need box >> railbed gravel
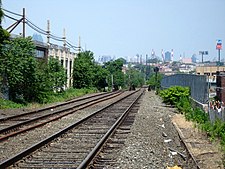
[0,91,130,163]
[112,91,191,169]
[1,90,197,169]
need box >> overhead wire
[3,8,82,51]
[2,8,23,17]
[3,14,20,21]
[26,22,48,36]
[25,18,47,34]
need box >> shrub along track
[0,91,122,141]
[0,89,143,168]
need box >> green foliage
[200,120,225,144]
[160,86,225,156]
[185,107,209,124]
[73,51,95,88]
[147,73,163,89]
[38,88,97,104]
[47,57,67,91]
[92,65,108,91]
[0,98,23,109]
[73,51,107,90]
[0,88,97,108]
[159,86,189,105]
[0,36,67,104]
[176,96,192,114]
[0,1,10,39]
[34,57,67,103]
[125,64,145,88]
[1,37,37,103]
[104,59,125,88]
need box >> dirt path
[172,114,224,168]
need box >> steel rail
[0,90,139,168]
[0,91,119,122]
[0,91,123,141]
[174,123,201,169]
[77,89,144,169]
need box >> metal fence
[209,108,225,122]
[161,74,225,122]
[161,74,208,104]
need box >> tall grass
[0,88,98,109]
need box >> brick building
[216,71,225,102]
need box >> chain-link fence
[161,74,208,104]
[209,108,225,122]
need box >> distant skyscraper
[165,51,171,62]
[161,49,164,62]
[191,54,197,63]
[99,55,112,63]
[151,49,155,58]
[171,49,174,62]
[32,33,43,42]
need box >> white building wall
[48,44,77,88]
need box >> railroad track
[0,91,123,141]
[0,89,143,168]
[86,100,200,169]
[86,94,142,168]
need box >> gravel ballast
[0,90,224,168]
[113,91,223,169]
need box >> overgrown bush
[160,86,225,157]
[176,96,192,114]
[188,108,209,124]
[160,86,189,105]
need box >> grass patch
[0,88,98,109]
[0,99,24,109]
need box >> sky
[1,0,225,61]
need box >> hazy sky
[2,0,225,61]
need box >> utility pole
[78,36,81,53]
[146,54,148,81]
[47,20,50,46]
[199,51,208,63]
[63,28,66,48]
[22,8,25,37]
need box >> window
[35,49,44,58]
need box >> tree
[72,51,109,90]
[73,51,96,89]
[47,57,67,92]
[0,0,10,51]
[104,58,125,88]
[1,37,37,103]
[34,57,67,103]
[92,64,109,91]
[117,57,127,64]
[125,64,145,88]
[0,1,10,97]
[147,73,163,89]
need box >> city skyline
[1,0,225,61]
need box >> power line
[26,22,48,36]
[3,14,20,21]
[4,8,82,51]
[26,18,47,34]
[2,8,23,17]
